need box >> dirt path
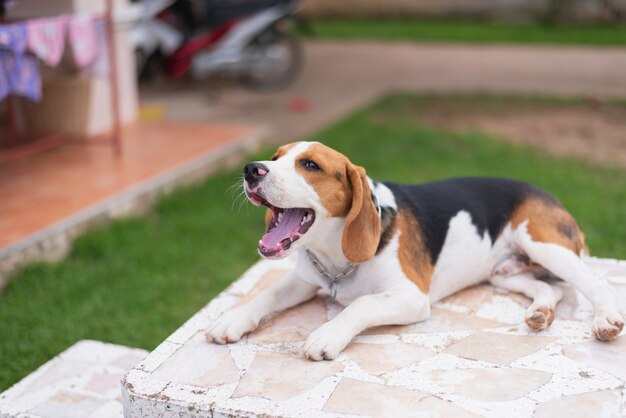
[414,100,626,169]
[142,41,626,166]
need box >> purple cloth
[0,23,41,102]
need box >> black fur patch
[383,178,557,263]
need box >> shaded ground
[377,96,626,169]
[429,107,626,169]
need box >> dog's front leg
[206,272,318,344]
[304,287,430,360]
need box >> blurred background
[0,0,625,399]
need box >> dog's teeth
[278,212,283,223]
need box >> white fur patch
[429,211,493,303]
[373,181,397,210]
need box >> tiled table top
[0,341,148,418]
[123,256,626,418]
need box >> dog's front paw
[205,308,258,344]
[303,322,352,361]
[594,309,624,341]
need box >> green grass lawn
[305,19,626,45]
[1,94,626,391]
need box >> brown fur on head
[288,142,381,262]
[248,141,381,261]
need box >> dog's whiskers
[234,191,249,212]
[227,177,249,212]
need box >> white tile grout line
[0,124,271,263]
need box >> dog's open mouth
[247,192,315,257]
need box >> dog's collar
[305,249,357,299]
[305,190,379,299]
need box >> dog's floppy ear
[342,163,381,263]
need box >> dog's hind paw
[593,310,624,342]
[524,305,555,331]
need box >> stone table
[122,256,626,418]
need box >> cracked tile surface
[534,390,622,418]
[344,342,434,375]
[444,331,557,365]
[121,255,626,417]
[150,332,240,388]
[323,378,479,418]
[563,336,626,381]
[247,297,329,344]
[232,351,343,401]
[427,367,552,402]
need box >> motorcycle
[125,0,183,77]
[129,0,305,91]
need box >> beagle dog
[206,141,624,360]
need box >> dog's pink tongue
[261,208,305,249]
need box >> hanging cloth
[67,14,97,68]
[26,16,67,67]
[0,23,41,101]
[26,14,98,69]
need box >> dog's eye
[271,154,279,161]
[301,159,321,171]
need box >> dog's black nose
[244,162,269,185]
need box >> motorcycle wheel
[240,29,303,91]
